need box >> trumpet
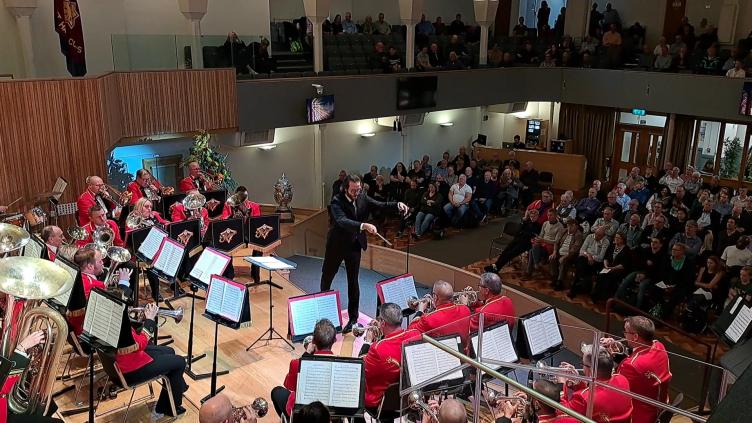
[407,294,435,312]
[128,306,184,324]
[599,337,629,356]
[535,362,584,382]
[451,286,479,305]
[485,389,528,408]
[302,335,314,352]
[352,320,383,341]
[231,397,269,422]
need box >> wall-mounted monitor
[397,76,438,110]
[306,95,335,124]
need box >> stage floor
[53,256,367,422]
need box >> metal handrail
[421,334,597,423]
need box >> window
[693,120,750,182]
[720,124,747,179]
[618,112,667,127]
[694,120,722,174]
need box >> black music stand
[129,226,154,306]
[161,193,187,218]
[201,189,227,220]
[203,218,245,253]
[244,255,296,350]
[165,219,204,303]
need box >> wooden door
[612,126,665,185]
[663,0,686,38]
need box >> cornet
[407,390,437,422]
[128,306,184,324]
[485,389,528,408]
[352,320,383,341]
[451,287,479,305]
[231,397,269,422]
[407,294,435,312]
[535,362,584,382]
[600,337,629,356]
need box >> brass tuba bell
[0,223,30,255]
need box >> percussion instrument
[2,213,25,227]
[23,207,47,226]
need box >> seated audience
[576,187,601,223]
[669,220,702,261]
[471,170,496,222]
[726,59,747,78]
[591,206,619,239]
[569,226,610,298]
[550,218,584,290]
[485,209,541,273]
[618,213,643,249]
[497,168,522,216]
[414,183,443,238]
[616,237,666,309]
[527,190,555,224]
[527,209,565,277]
[555,192,576,221]
[428,43,445,67]
[373,13,391,35]
[443,174,472,226]
[598,192,625,223]
[592,232,631,302]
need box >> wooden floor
[52,251,362,423]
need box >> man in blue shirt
[342,12,357,34]
[629,179,651,207]
[416,14,435,36]
[615,183,630,212]
[576,188,601,223]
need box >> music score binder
[204,218,244,253]
[22,234,44,259]
[204,275,251,329]
[81,289,131,350]
[288,291,343,342]
[168,219,202,257]
[516,307,563,360]
[403,335,464,387]
[201,189,227,219]
[294,356,365,417]
[376,273,419,311]
[470,322,518,371]
[713,296,752,346]
[189,247,231,290]
[149,237,186,281]
[135,226,168,261]
[50,256,81,309]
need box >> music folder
[204,218,244,253]
[713,296,752,346]
[22,234,44,259]
[403,335,464,388]
[134,226,167,261]
[516,307,563,360]
[149,237,185,281]
[204,274,251,329]
[376,273,419,311]
[48,256,82,311]
[470,322,518,371]
[288,291,343,342]
[247,215,281,249]
[294,356,365,417]
[81,288,133,351]
[201,189,227,219]
[189,247,231,290]
[168,219,201,255]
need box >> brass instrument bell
[0,256,74,300]
[66,225,88,242]
[0,223,30,254]
[182,193,207,210]
[407,294,435,312]
[128,306,184,324]
[352,320,383,340]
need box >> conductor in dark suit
[321,174,408,333]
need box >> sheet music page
[53,258,77,306]
[154,239,183,277]
[190,248,230,285]
[316,294,341,327]
[435,337,463,379]
[83,291,124,348]
[381,276,418,310]
[725,305,752,343]
[296,360,333,405]
[540,309,563,348]
[290,298,320,335]
[251,256,295,270]
[405,338,462,386]
[52,177,67,201]
[472,325,517,368]
[524,309,562,356]
[138,227,168,260]
[329,361,362,408]
[220,281,245,322]
[23,241,42,258]
[205,278,226,316]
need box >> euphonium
[92,225,114,249]
[452,286,479,305]
[231,397,269,421]
[352,320,383,341]
[66,225,88,243]
[103,246,132,288]
[128,306,184,324]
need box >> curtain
[667,115,696,172]
[558,103,616,183]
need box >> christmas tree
[720,137,742,179]
[184,131,237,190]
[107,152,134,190]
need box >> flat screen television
[397,76,438,110]
[740,82,752,116]
[306,95,335,124]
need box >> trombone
[101,184,132,208]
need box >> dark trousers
[494,239,532,269]
[271,386,290,418]
[570,256,602,296]
[320,240,361,321]
[123,345,186,416]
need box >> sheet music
[153,239,184,277]
[138,227,168,260]
[296,360,334,405]
[471,325,518,369]
[23,240,42,258]
[405,337,463,386]
[52,177,67,201]
[523,309,563,356]
[379,275,419,310]
[329,361,362,408]
[206,276,245,322]
[53,258,77,306]
[83,291,125,348]
[190,248,230,285]
[250,256,295,270]
[725,304,752,343]
[289,293,341,335]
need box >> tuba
[92,225,114,250]
[183,193,207,233]
[0,223,30,256]
[0,256,74,415]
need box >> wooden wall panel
[116,69,237,138]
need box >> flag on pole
[54,0,86,76]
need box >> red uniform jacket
[0,374,20,422]
[616,341,672,423]
[408,302,471,348]
[220,200,262,220]
[68,273,106,337]
[527,199,554,225]
[76,190,99,226]
[126,180,163,205]
[116,326,154,374]
[171,203,210,226]
[178,176,202,193]
[363,328,421,409]
[562,374,633,423]
[76,220,125,248]
[469,294,516,333]
[283,350,334,415]
[45,245,57,262]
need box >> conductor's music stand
[244,255,296,351]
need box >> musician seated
[601,316,671,423]
[77,205,125,248]
[270,319,336,419]
[292,401,331,423]
[199,393,257,423]
[408,280,471,347]
[171,190,210,229]
[127,169,163,205]
[76,175,119,225]
[179,161,213,192]
[559,346,633,423]
[220,186,261,220]
[359,303,421,416]
[458,272,516,332]
[40,225,65,261]
[129,198,170,228]
[117,303,188,418]
[420,398,466,423]
[68,248,132,337]
[498,379,578,423]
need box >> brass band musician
[76,205,125,248]
[40,225,65,261]
[408,280,471,347]
[497,380,578,423]
[171,189,210,234]
[76,176,121,225]
[127,169,168,205]
[199,394,257,423]
[456,273,516,333]
[129,198,170,228]
[179,161,220,193]
[220,186,261,220]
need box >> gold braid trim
[66,308,86,318]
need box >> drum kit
[0,190,63,230]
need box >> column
[399,0,423,70]
[4,0,38,78]
[178,0,208,69]
[474,0,499,66]
[303,0,331,73]
[563,0,589,40]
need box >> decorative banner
[54,0,87,76]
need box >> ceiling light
[439,122,454,127]
[360,132,376,138]
[257,144,276,150]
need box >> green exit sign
[632,108,647,116]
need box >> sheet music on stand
[295,356,364,415]
[520,307,563,358]
[138,227,168,260]
[82,290,126,348]
[152,238,185,278]
[22,235,44,259]
[245,256,295,270]
[52,257,79,308]
[206,275,247,324]
[376,274,419,311]
[471,322,518,371]
[724,298,752,344]
[404,335,464,387]
[190,247,231,289]
[288,291,343,341]
[52,177,68,201]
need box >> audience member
[428,43,445,67]
[416,47,432,71]
[471,170,496,222]
[527,209,565,277]
[374,13,391,35]
[414,183,443,238]
[598,191,625,222]
[537,1,551,34]
[513,17,528,38]
[449,14,465,35]
[576,187,601,223]
[342,12,357,34]
[527,190,554,225]
[697,45,722,75]
[443,174,472,226]
[601,2,621,31]
[433,16,446,35]
[362,15,375,35]
[619,213,643,249]
[445,51,465,70]
[616,237,666,309]
[669,220,702,261]
[592,232,631,302]
[727,60,747,78]
[416,14,435,36]
[569,226,610,298]
[386,46,402,72]
[485,209,542,274]
[550,218,584,290]
[592,206,620,239]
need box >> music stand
[515,307,564,363]
[246,215,282,285]
[161,193,187,218]
[201,189,227,220]
[203,217,245,253]
[244,255,297,350]
[292,356,365,419]
[166,219,203,302]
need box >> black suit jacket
[327,192,396,251]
